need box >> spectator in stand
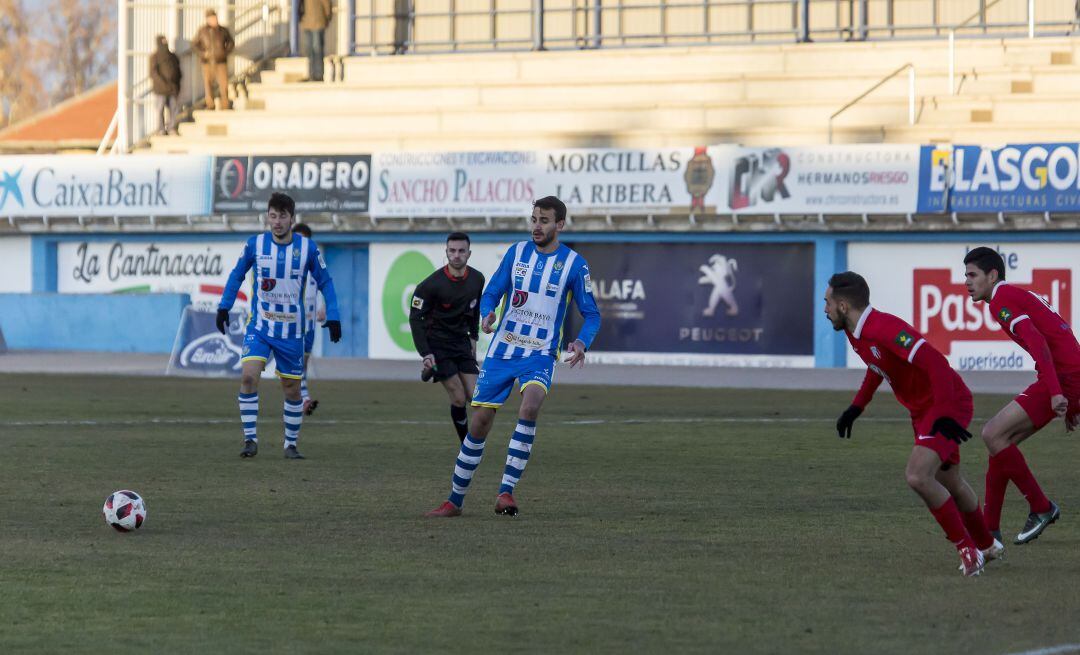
[301,0,333,82]
[193,8,235,110]
[149,35,182,135]
[393,0,410,54]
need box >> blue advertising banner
[166,307,248,377]
[563,242,815,366]
[918,144,1080,213]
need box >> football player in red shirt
[964,247,1079,545]
[826,272,1000,577]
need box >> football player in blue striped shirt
[216,192,342,459]
[426,196,601,517]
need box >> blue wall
[0,293,190,353]
[20,230,1080,365]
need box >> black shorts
[428,339,479,382]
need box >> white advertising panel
[0,236,31,292]
[57,240,252,310]
[0,155,212,217]
[847,242,1080,371]
[368,147,726,217]
[717,145,920,215]
[368,242,514,359]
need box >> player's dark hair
[828,271,871,310]
[446,231,470,245]
[963,246,1006,282]
[533,196,566,222]
[293,222,312,238]
[268,192,295,218]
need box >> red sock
[997,445,1052,514]
[929,497,975,550]
[983,454,1008,531]
[960,506,995,550]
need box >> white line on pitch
[1004,644,1080,655]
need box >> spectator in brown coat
[149,35,182,134]
[193,8,234,110]
[300,0,332,82]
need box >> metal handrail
[948,0,1029,94]
[828,63,915,144]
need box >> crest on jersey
[261,278,277,292]
[554,260,564,271]
[998,307,1013,323]
[411,296,424,310]
[512,290,529,308]
[894,331,915,349]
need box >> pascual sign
[0,155,212,216]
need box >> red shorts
[1015,373,1080,431]
[911,395,975,465]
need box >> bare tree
[42,0,116,103]
[0,0,46,128]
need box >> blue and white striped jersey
[218,232,340,340]
[304,275,320,332]
[481,241,601,360]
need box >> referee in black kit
[409,232,486,442]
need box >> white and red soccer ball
[102,490,147,532]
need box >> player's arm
[308,243,341,342]
[216,239,255,333]
[1013,319,1067,416]
[564,262,601,368]
[469,274,485,356]
[479,249,514,333]
[837,368,882,438]
[910,341,973,443]
[408,278,436,365]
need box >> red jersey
[989,282,1080,389]
[846,307,971,417]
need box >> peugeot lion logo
[698,254,739,317]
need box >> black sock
[450,405,468,442]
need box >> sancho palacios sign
[0,155,211,217]
[213,155,371,213]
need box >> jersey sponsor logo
[261,278,277,292]
[998,307,1013,323]
[411,295,424,310]
[501,331,547,350]
[583,273,593,294]
[914,268,1070,350]
[895,331,916,349]
[512,290,529,308]
[546,283,560,294]
[513,263,529,278]
[261,309,297,323]
[870,346,882,359]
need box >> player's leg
[301,331,318,416]
[435,358,468,442]
[426,361,512,516]
[906,445,981,575]
[494,358,555,516]
[936,464,997,554]
[981,386,1057,543]
[237,331,271,457]
[273,338,307,459]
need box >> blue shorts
[241,329,305,379]
[303,328,315,354]
[472,356,556,408]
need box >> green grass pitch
[1,374,1078,654]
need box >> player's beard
[532,231,554,248]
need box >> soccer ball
[102,490,147,532]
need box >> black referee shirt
[408,265,486,357]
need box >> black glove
[836,405,863,439]
[931,417,972,444]
[216,309,230,334]
[325,320,342,343]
